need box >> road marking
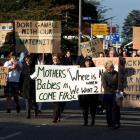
[0,131,22,140]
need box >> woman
[108,48,118,57]
[79,56,98,126]
[52,54,64,123]
[36,53,46,113]
[101,60,120,129]
[4,54,22,113]
[62,50,73,65]
[20,55,38,119]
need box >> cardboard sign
[80,39,103,58]
[67,67,101,95]
[119,57,140,94]
[35,65,78,102]
[0,23,13,47]
[133,27,140,49]
[15,20,61,53]
[90,39,103,57]
[0,67,8,86]
[80,41,93,57]
[119,57,140,107]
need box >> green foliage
[0,0,101,54]
[122,10,140,45]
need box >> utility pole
[78,0,82,56]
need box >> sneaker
[52,119,57,123]
[113,124,120,129]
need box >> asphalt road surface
[0,98,140,140]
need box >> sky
[100,0,140,32]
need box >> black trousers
[79,95,98,125]
[105,98,120,126]
[53,102,63,120]
[26,98,38,117]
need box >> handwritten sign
[67,67,101,95]
[0,67,8,86]
[80,41,92,57]
[119,57,140,94]
[15,20,61,53]
[35,65,78,102]
[80,39,103,58]
[0,23,13,47]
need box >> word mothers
[36,66,66,78]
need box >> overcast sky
[100,0,140,32]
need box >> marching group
[1,47,136,129]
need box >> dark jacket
[62,56,73,65]
[101,70,118,94]
[20,63,35,100]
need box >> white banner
[35,65,79,102]
[36,65,106,102]
[67,67,102,95]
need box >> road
[0,98,140,140]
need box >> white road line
[0,131,22,140]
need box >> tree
[0,0,101,54]
[122,10,140,46]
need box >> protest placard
[15,20,61,53]
[119,57,140,94]
[67,67,101,95]
[119,57,140,107]
[133,27,140,49]
[80,39,103,58]
[35,65,78,102]
[0,67,8,86]
[90,38,103,57]
[80,41,92,57]
[0,23,13,47]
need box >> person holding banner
[20,55,38,119]
[79,56,98,126]
[36,53,46,114]
[52,54,64,123]
[4,54,22,113]
[101,60,120,129]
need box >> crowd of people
[0,47,138,129]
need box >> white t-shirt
[4,61,22,83]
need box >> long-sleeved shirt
[101,70,118,94]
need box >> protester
[101,60,121,129]
[62,50,73,65]
[108,48,118,57]
[76,54,85,66]
[52,54,64,123]
[61,50,73,113]
[98,52,105,57]
[19,52,26,64]
[4,54,22,113]
[20,55,38,119]
[123,50,130,57]
[118,48,123,57]
[36,53,45,113]
[79,56,98,126]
